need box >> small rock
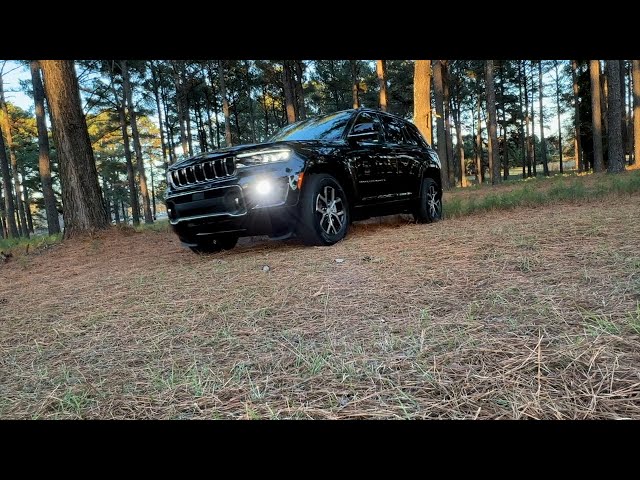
[334,258,345,263]
[339,396,350,407]
[262,265,270,272]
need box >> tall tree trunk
[0,124,17,237]
[150,164,156,218]
[485,60,500,185]
[149,62,169,170]
[110,75,140,225]
[571,60,583,172]
[185,105,193,156]
[40,60,108,237]
[538,61,549,176]
[218,60,233,146]
[413,60,432,144]
[433,60,449,188]
[159,80,176,164]
[619,61,627,159]
[206,63,222,148]
[627,61,634,165]
[475,89,484,184]
[554,61,563,174]
[20,163,33,233]
[350,60,360,109]
[606,60,625,173]
[122,61,153,224]
[377,60,389,112]
[453,101,467,187]
[523,61,532,177]
[0,74,28,237]
[112,176,120,225]
[294,60,307,120]
[171,61,189,157]
[244,60,257,142]
[633,60,640,168]
[518,61,526,179]
[30,60,61,234]
[530,62,538,177]
[282,60,297,124]
[590,60,605,172]
[500,61,509,180]
[443,63,456,185]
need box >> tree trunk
[20,162,33,233]
[522,61,532,177]
[606,60,625,173]
[185,104,193,156]
[171,61,190,157]
[500,61,509,180]
[149,62,169,170]
[537,61,549,176]
[218,60,233,146]
[475,89,484,184]
[485,60,500,185]
[590,60,605,172]
[413,60,432,144]
[443,63,456,186]
[110,74,140,225]
[159,79,176,164]
[122,61,153,224]
[30,60,61,234]
[244,60,257,142]
[433,60,449,188]
[0,124,18,237]
[206,63,222,148]
[0,74,28,237]
[294,60,307,120]
[40,60,108,237]
[571,60,583,172]
[619,61,627,160]
[282,60,297,123]
[377,60,389,112]
[453,101,467,187]
[554,61,563,174]
[150,164,156,218]
[518,61,526,179]
[633,60,640,168]
[350,60,360,109]
[627,61,634,165]
[530,62,537,177]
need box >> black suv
[165,108,442,252]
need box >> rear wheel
[413,177,442,223]
[189,234,239,254]
[297,174,350,246]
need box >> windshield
[269,111,353,142]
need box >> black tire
[189,234,239,254]
[296,173,350,246]
[413,177,443,223]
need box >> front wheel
[296,173,350,246]
[413,177,443,223]
[189,234,239,254]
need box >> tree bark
[294,60,307,120]
[413,60,432,144]
[554,61,563,173]
[149,61,169,170]
[350,60,360,109]
[606,60,625,173]
[433,60,449,188]
[485,60,501,184]
[218,60,233,146]
[122,61,153,223]
[244,60,257,142]
[475,88,484,184]
[518,61,526,179]
[590,60,605,172]
[523,61,532,177]
[0,74,28,237]
[538,61,549,176]
[571,60,583,172]
[30,60,61,234]
[171,61,189,157]
[0,123,18,237]
[20,162,33,233]
[377,60,389,112]
[530,62,537,177]
[110,72,140,225]
[282,60,297,124]
[633,60,640,168]
[500,61,509,180]
[443,62,456,186]
[40,60,108,237]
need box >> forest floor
[1,171,640,419]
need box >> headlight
[235,148,291,168]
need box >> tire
[189,234,239,254]
[296,173,350,246]
[413,177,443,223]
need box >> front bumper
[165,161,304,243]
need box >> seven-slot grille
[170,157,236,188]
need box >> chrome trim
[169,157,236,188]
[170,210,246,225]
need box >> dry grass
[1,182,640,419]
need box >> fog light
[256,180,272,195]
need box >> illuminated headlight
[235,148,291,168]
[256,180,272,195]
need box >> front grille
[170,157,235,188]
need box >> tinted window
[269,111,352,141]
[380,115,405,144]
[349,112,382,143]
[403,123,428,147]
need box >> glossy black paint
[165,108,441,246]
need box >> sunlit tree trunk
[377,60,388,112]
[20,163,33,233]
[523,61,532,177]
[554,61,563,174]
[244,60,257,142]
[627,61,634,165]
[590,60,605,172]
[518,61,526,179]
[485,60,500,185]
[443,62,456,186]
[294,60,307,120]
[571,60,583,172]
[40,60,108,238]
[413,60,432,144]
[282,60,297,123]
[633,60,640,168]
[110,72,140,225]
[500,61,509,180]
[0,123,17,237]
[530,62,537,177]
[433,60,449,188]
[0,74,28,237]
[149,62,169,170]
[171,61,189,156]
[538,61,549,176]
[350,60,360,109]
[218,60,233,146]
[475,87,484,184]
[452,98,466,187]
[30,60,60,234]
[122,61,153,224]
[606,60,625,173]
